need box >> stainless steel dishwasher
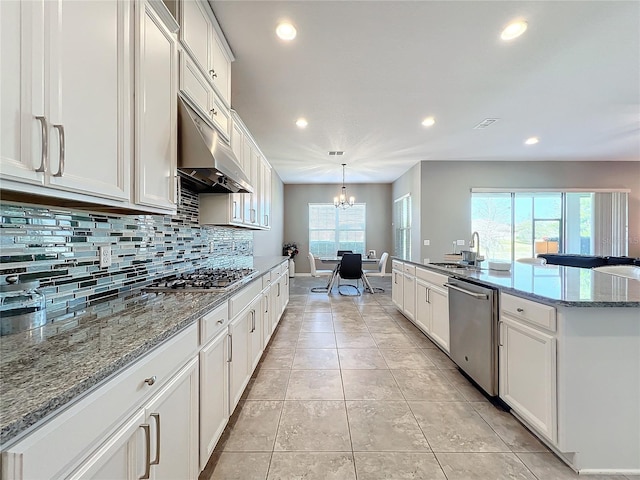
[445,278,498,396]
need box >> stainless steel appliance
[445,278,498,396]
[146,268,257,293]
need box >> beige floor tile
[297,332,337,348]
[292,348,340,369]
[333,321,370,333]
[285,370,344,400]
[421,347,458,369]
[275,400,351,451]
[472,403,548,453]
[335,331,377,348]
[302,311,333,322]
[516,452,630,479]
[354,452,446,480]
[300,319,334,332]
[202,452,271,480]
[259,348,295,369]
[217,401,283,452]
[267,452,356,480]
[338,348,388,369]
[268,331,299,348]
[407,332,442,349]
[347,400,430,451]
[437,452,537,480]
[392,369,466,401]
[342,369,404,400]
[362,320,405,334]
[379,348,437,369]
[371,332,416,349]
[409,401,509,453]
[244,369,290,400]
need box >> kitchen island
[393,259,640,475]
[0,256,289,479]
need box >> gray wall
[391,162,422,262]
[409,161,640,261]
[253,169,284,256]
[283,183,393,273]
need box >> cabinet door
[262,289,273,345]
[249,302,264,372]
[499,316,557,443]
[199,329,229,471]
[260,161,272,228]
[229,311,251,413]
[145,357,199,480]
[210,33,231,104]
[179,0,212,75]
[402,274,416,321]
[134,0,178,211]
[415,281,431,334]
[67,410,145,480]
[47,0,131,201]
[281,272,289,315]
[392,270,404,310]
[0,0,46,185]
[429,287,450,353]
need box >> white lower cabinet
[391,269,404,310]
[414,270,450,353]
[248,298,264,373]
[228,308,251,414]
[402,273,416,321]
[499,314,557,444]
[198,329,229,471]
[428,286,449,352]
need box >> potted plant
[283,243,299,277]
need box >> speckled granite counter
[397,259,640,307]
[0,256,288,446]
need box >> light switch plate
[424,240,430,246]
[209,241,215,253]
[99,246,112,268]
[424,258,430,264]
[457,240,466,246]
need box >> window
[308,203,366,256]
[394,194,411,260]
[471,190,628,261]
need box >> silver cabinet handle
[35,116,49,172]
[232,200,238,219]
[425,287,430,304]
[144,376,156,386]
[444,283,488,300]
[217,319,224,325]
[498,320,504,347]
[140,424,151,480]
[516,308,524,313]
[210,108,217,116]
[150,413,160,466]
[265,295,269,314]
[209,69,217,78]
[250,310,255,333]
[228,333,232,362]
[265,214,269,226]
[52,124,65,177]
[277,282,281,297]
[176,174,181,205]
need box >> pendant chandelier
[334,163,355,209]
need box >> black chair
[337,250,352,257]
[337,253,363,296]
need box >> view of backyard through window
[308,203,366,256]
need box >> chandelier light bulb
[334,164,355,209]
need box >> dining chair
[336,250,352,257]
[362,251,389,292]
[516,257,547,265]
[308,252,333,277]
[337,253,364,296]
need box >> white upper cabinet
[134,0,179,212]
[1,0,132,203]
[179,0,232,106]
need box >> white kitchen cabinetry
[228,309,250,414]
[178,0,231,106]
[134,0,179,213]
[415,268,450,352]
[402,264,416,321]
[260,161,272,228]
[499,293,557,444]
[199,193,245,227]
[391,260,404,309]
[0,0,132,204]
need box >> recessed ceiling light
[295,118,308,128]
[421,116,436,127]
[525,137,539,145]
[276,22,297,41]
[501,20,528,40]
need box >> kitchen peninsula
[392,259,640,475]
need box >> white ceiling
[210,1,640,184]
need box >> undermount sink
[428,262,471,269]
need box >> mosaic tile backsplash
[0,189,253,317]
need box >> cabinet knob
[516,308,524,313]
[209,69,218,78]
[210,108,218,116]
[217,319,224,324]
[144,375,157,386]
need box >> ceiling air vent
[328,151,344,156]
[473,118,500,129]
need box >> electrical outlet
[424,258,430,264]
[208,241,215,253]
[457,240,466,246]
[423,240,430,246]
[99,246,112,268]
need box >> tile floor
[200,276,636,480]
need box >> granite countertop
[0,256,288,446]
[396,259,640,307]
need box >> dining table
[318,256,378,294]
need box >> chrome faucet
[470,231,480,254]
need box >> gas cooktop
[146,268,257,293]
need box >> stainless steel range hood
[177,96,253,194]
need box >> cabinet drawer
[229,280,262,318]
[392,260,403,271]
[416,267,448,286]
[1,323,198,480]
[200,301,229,345]
[403,264,416,275]
[501,293,556,332]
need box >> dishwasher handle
[444,283,488,300]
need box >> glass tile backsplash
[0,189,252,316]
